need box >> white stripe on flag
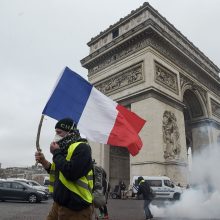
[78,87,118,143]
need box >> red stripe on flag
[116,105,146,133]
[107,107,145,156]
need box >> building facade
[81,3,220,188]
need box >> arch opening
[183,89,205,165]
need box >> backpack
[92,165,106,208]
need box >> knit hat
[55,118,76,132]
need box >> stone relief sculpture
[162,110,181,160]
[155,61,179,94]
[95,62,144,95]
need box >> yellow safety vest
[49,142,93,203]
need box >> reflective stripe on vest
[49,142,93,203]
[49,163,55,193]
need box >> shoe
[98,213,104,218]
[103,215,109,219]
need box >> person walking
[35,118,93,220]
[137,176,154,220]
[98,169,110,219]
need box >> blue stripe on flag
[42,67,92,123]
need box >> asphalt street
[0,198,219,220]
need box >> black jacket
[48,140,93,211]
[137,181,153,201]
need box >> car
[132,176,183,200]
[7,178,49,193]
[43,176,49,186]
[24,180,49,193]
[0,180,48,203]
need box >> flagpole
[35,114,44,166]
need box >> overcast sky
[0,0,219,168]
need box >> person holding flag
[35,66,146,219]
[35,118,94,220]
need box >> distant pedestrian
[98,169,110,219]
[137,176,153,220]
[119,180,126,199]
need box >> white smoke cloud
[151,144,220,218]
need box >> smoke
[150,144,220,219]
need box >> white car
[27,180,49,193]
[132,176,183,200]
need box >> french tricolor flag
[42,67,146,156]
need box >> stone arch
[183,89,205,120]
[82,2,220,187]
[183,89,209,158]
[181,77,208,119]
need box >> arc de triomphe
[81,3,220,187]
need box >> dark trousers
[143,200,153,218]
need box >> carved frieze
[95,62,144,95]
[87,29,220,98]
[86,7,219,79]
[89,32,220,98]
[148,37,220,98]
[88,29,152,76]
[154,61,179,94]
[211,99,220,119]
[162,111,181,160]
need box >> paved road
[0,198,219,220]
